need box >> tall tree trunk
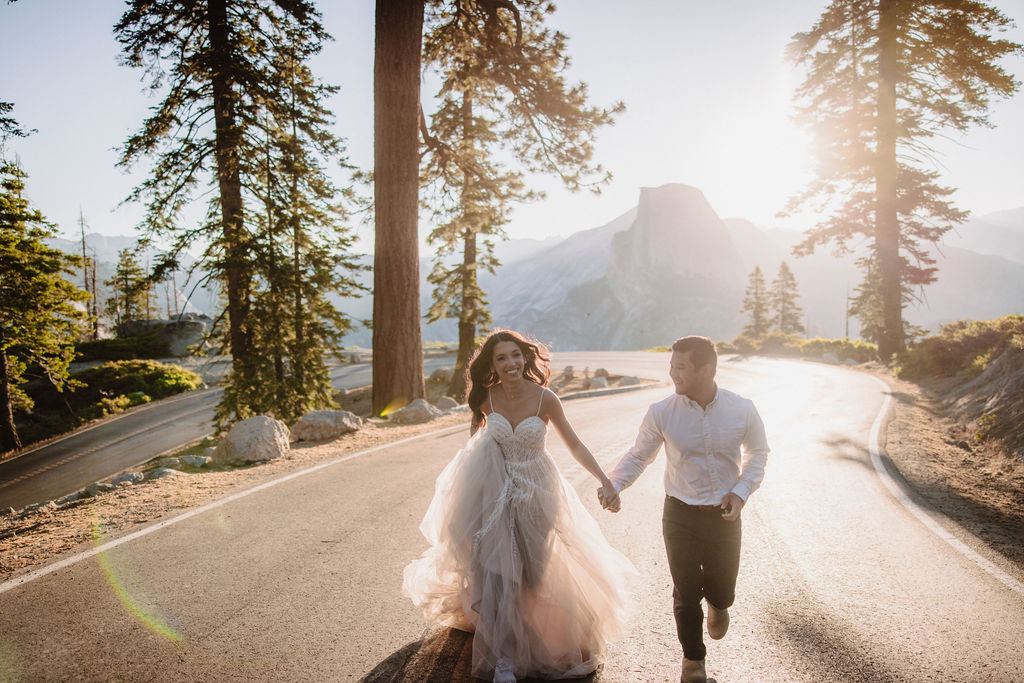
[290,87,306,401]
[208,0,252,404]
[0,345,22,452]
[449,93,476,401]
[875,0,904,359]
[372,0,425,415]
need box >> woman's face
[492,340,525,382]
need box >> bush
[799,337,878,363]
[895,315,1024,380]
[15,360,202,446]
[757,332,803,355]
[75,325,171,361]
[730,335,757,354]
[715,340,736,354]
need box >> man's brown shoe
[681,657,707,683]
[707,604,729,640]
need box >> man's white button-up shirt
[609,387,769,505]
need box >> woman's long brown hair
[467,330,551,426]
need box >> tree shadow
[359,627,601,682]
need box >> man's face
[669,350,710,397]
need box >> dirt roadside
[863,365,1024,567]
[2,365,1022,580]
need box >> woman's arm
[543,389,620,509]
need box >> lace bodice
[487,413,547,458]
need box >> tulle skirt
[403,428,636,680]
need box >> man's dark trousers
[662,495,742,661]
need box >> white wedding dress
[403,392,635,680]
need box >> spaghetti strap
[535,387,546,416]
[488,389,494,413]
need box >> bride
[403,330,635,682]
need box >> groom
[600,335,769,683]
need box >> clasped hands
[597,480,621,513]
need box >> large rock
[435,396,459,410]
[390,398,444,425]
[211,416,290,465]
[290,410,365,443]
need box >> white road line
[866,374,1024,597]
[0,423,467,596]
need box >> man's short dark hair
[671,335,717,374]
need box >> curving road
[1,354,1022,681]
[0,358,453,511]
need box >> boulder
[112,472,145,487]
[180,455,211,468]
[435,396,459,411]
[620,375,640,386]
[594,368,609,378]
[82,482,115,498]
[156,456,182,469]
[290,410,365,443]
[56,493,81,505]
[588,376,609,389]
[211,415,290,465]
[147,467,187,480]
[390,398,444,425]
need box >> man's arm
[729,400,770,503]
[607,405,665,494]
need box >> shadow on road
[358,626,601,682]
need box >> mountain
[48,234,221,323]
[486,184,746,349]
[940,207,1024,264]
[50,189,1024,351]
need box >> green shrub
[75,325,171,361]
[15,360,201,445]
[715,340,736,354]
[896,315,1024,380]
[799,337,878,363]
[730,335,757,354]
[757,332,803,355]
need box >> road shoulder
[861,366,1024,569]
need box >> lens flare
[379,397,408,417]
[91,517,183,642]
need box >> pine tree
[238,43,367,425]
[116,0,362,426]
[0,160,89,452]
[104,248,152,330]
[740,266,770,339]
[784,0,1022,359]
[769,261,805,336]
[420,0,622,400]
[372,0,426,416]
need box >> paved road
[0,358,454,511]
[1,355,1021,681]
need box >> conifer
[420,0,621,399]
[784,0,1022,358]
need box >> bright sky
[2,0,1023,249]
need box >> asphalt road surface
[1,355,1022,681]
[0,358,453,511]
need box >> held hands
[597,479,621,513]
[720,492,744,521]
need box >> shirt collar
[677,384,719,411]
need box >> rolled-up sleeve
[730,401,769,502]
[609,405,664,493]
